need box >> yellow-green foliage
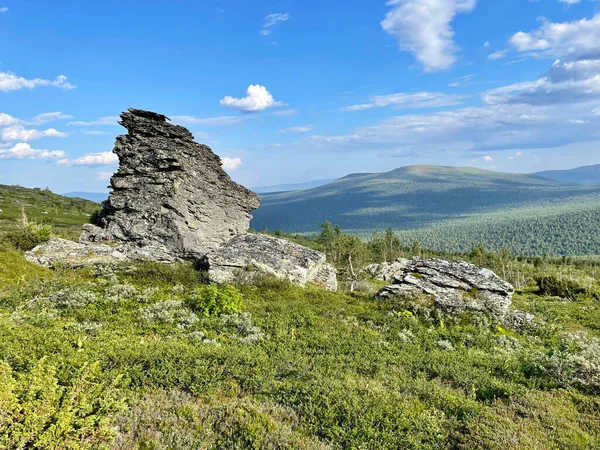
[0,359,126,450]
[186,284,244,316]
[0,249,50,287]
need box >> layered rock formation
[377,258,514,316]
[202,233,338,291]
[24,108,337,291]
[81,108,260,260]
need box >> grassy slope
[0,185,599,448]
[0,184,98,240]
[251,165,600,255]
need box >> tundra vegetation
[1,187,600,449]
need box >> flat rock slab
[362,258,410,281]
[202,233,338,291]
[25,238,129,269]
[378,258,514,316]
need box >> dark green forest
[252,165,600,256]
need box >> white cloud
[84,130,110,135]
[0,113,19,127]
[482,155,493,161]
[449,74,475,87]
[0,143,66,160]
[172,115,249,127]
[97,171,113,181]
[280,125,314,133]
[220,85,283,112]
[0,7,7,13]
[488,50,508,60]
[27,112,74,125]
[593,107,600,116]
[58,151,118,166]
[568,119,588,124]
[381,0,478,72]
[0,72,75,92]
[67,116,119,126]
[221,157,242,171]
[509,14,600,60]
[261,13,289,35]
[344,91,465,111]
[1,125,67,141]
[484,41,490,48]
[558,0,580,5]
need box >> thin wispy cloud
[261,13,289,36]
[280,125,314,133]
[68,116,119,126]
[343,92,466,111]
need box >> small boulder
[202,233,338,291]
[377,258,514,317]
[25,238,129,268]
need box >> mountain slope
[251,165,600,255]
[534,164,600,186]
[251,178,337,194]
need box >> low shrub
[185,284,243,317]
[0,359,126,450]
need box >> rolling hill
[251,165,600,255]
[534,164,600,186]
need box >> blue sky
[1,0,600,193]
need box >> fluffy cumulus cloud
[0,73,75,92]
[58,151,118,166]
[221,157,242,171]
[509,14,600,60]
[343,91,466,111]
[1,126,67,141]
[220,85,283,113]
[381,0,477,72]
[261,13,289,36]
[0,111,71,142]
[0,143,66,160]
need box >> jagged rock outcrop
[81,108,260,260]
[377,258,514,316]
[202,233,338,291]
[362,258,410,281]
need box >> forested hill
[250,165,600,256]
[534,164,600,186]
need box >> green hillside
[0,184,98,239]
[251,165,600,256]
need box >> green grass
[252,165,600,256]
[1,249,599,448]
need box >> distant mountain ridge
[534,164,600,186]
[251,179,337,194]
[251,165,600,256]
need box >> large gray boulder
[81,108,260,260]
[25,238,129,268]
[377,258,514,316]
[202,233,338,291]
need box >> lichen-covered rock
[362,258,410,281]
[81,108,260,260]
[25,238,129,268]
[202,233,338,291]
[377,258,514,316]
